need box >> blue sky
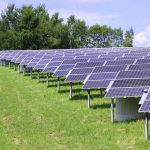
[0,0,150,47]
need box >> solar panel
[75,61,104,68]
[88,72,117,80]
[47,61,62,67]
[57,64,74,70]
[117,70,150,79]
[93,65,127,73]
[128,64,150,71]
[112,79,150,88]
[34,64,47,70]
[139,101,150,112]
[70,68,94,75]
[62,59,88,65]
[65,74,87,82]
[136,59,150,64]
[106,87,148,98]
[116,56,142,60]
[43,67,57,73]
[53,70,70,77]
[89,57,115,62]
[146,92,150,99]
[105,59,135,66]
[37,59,50,64]
[51,57,74,61]
[26,62,37,68]
[83,80,111,89]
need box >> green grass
[0,66,150,150]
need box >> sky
[0,0,150,47]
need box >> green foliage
[87,24,123,48]
[123,28,134,47]
[0,4,134,50]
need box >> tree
[87,24,123,48]
[123,28,134,47]
[67,15,87,48]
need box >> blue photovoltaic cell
[112,79,150,88]
[106,87,148,97]
[42,67,57,73]
[47,61,62,67]
[70,68,94,75]
[62,59,88,64]
[146,92,150,100]
[116,56,142,60]
[57,64,74,70]
[136,59,150,64]
[88,72,117,80]
[83,80,110,89]
[93,65,127,73]
[139,101,150,112]
[42,55,53,59]
[53,70,70,77]
[37,59,50,64]
[65,74,87,82]
[15,56,27,63]
[105,59,135,66]
[34,64,46,70]
[27,62,38,68]
[34,54,45,59]
[75,61,104,68]
[51,57,74,61]
[128,64,150,70]
[125,52,148,57]
[117,70,150,79]
[89,57,115,62]
[20,60,32,65]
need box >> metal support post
[100,89,103,97]
[88,90,91,109]
[145,113,149,140]
[9,62,11,69]
[46,73,49,87]
[70,82,72,99]
[37,71,40,82]
[57,77,60,92]
[111,98,114,122]
[30,69,32,79]
[14,64,16,71]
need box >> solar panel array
[2,47,150,113]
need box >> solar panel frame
[106,87,148,98]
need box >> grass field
[0,66,150,150]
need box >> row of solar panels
[1,48,150,113]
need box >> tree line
[0,4,134,50]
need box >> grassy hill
[0,67,150,150]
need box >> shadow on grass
[71,93,106,101]
[91,103,111,109]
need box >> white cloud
[133,24,150,47]
[0,0,8,15]
[48,8,121,26]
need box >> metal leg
[88,90,91,109]
[37,71,40,82]
[46,73,49,87]
[145,113,149,140]
[70,82,72,99]
[9,62,11,69]
[100,89,103,97]
[57,77,60,92]
[111,98,114,122]
[30,69,32,79]
[18,65,20,73]
[14,64,16,71]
